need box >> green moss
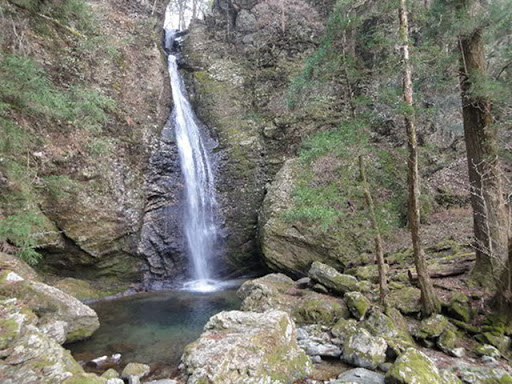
[293,297,348,325]
[415,314,450,340]
[386,348,443,384]
[345,291,371,320]
[62,373,106,384]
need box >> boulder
[345,291,371,320]
[181,310,312,384]
[385,348,443,384]
[332,367,385,384]
[331,318,358,345]
[0,298,105,384]
[454,365,512,384]
[437,328,460,356]
[309,261,359,295]
[414,314,451,341]
[121,363,150,384]
[388,287,421,315]
[259,160,350,276]
[297,324,342,358]
[238,274,349,326]
[341,328,387,370]
[475,344,501,358]
[440,370,463,384]
[446,292,471,323]
[0,273,99,343]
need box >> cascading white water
[163,17,220,292]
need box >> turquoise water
[69,288,241,377]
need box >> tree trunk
[399,0,440,317]
[359,155,389,305]
[458,28,509,287]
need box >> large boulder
[341,328,387,370]
[454,365,512,384]
[0,298,107,384]
[385,348,443,384]
[333,368,385,384]
[309,261,360,295]
[0,271,99,344]
[181,310,312,384]
[238,273,350,325]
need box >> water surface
[69,289,240,374]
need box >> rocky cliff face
[179,0,329,274]
[0,0,170,286]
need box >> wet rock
[309,261,359,295]
[238,274,349,326]
[341,328,387,370]
[386,348,443,384]
[331,367,385,384]
[181,310,312,384]
[0,272,99,343]
[345,291,371,320]
[121,362,150,384]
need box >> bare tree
[359,155,388,305]
[399,0,440,317]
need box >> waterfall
[163,23,220,292]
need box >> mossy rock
[446,292,471,323]
[386,348,443,384]
[456,366,512,384]
[0,253,39,281]
[341,327,387,370]
[476,344,500,358]
[62,373,107,384]
[476,332,511,354]
[308,261,359,295]
[440,370,463,384]
[346,265,379,283]
[331,317,358,344]
[414,314,451,340]
[53,278,120,301]
[437,328,459,354]
[388,287,421,315]
[345,291,371,320]
[293,295,350,325]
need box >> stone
[295,277,311,288]
[385,348,443,384]
[446,292,471,323]
[437,329,459,355]
[0,276,99,344]
[260,159,350,276]
[0,252,40,281]
[121,363,150,384]
[297,324,342,358]
[106,379,124,384]
[439,370,463,384]
[309,261,359,295]
[414,314,450,340]
[0,299,96,384]
[238,274,349,326]
[181,310,312,384]
[331,318,358,345]
[334,368,385,384]
[388,287,421,315]
[341,328,387,370]
[143,380,178,384]
[101,368,120,379]
[476,344,501,358]
[62,374,107,384]
[477,332,511,354]
[454,365,512,384]
[345,291,371,320]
